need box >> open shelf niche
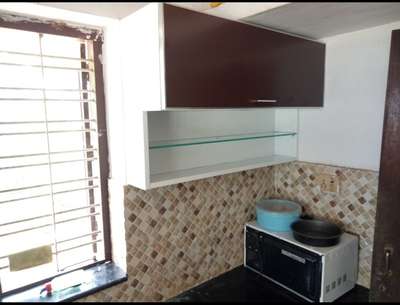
[143,108,298,189]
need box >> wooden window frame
[0,13,112,296]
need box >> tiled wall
[82,167,275,302]
[274,161,378,288]
[81,161,378,301]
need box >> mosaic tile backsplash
[81,161,378,301]
[82,167,275,302]
[274,161,378,288]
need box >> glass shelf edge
[149,131,297,150]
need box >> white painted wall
[102,21,127,271]
[299,21,400,171]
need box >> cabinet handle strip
[249,99,277,103]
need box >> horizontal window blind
[0,26,107,293]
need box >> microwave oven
[244,221,358,302]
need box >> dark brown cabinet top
[163,4,325,108]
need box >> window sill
[1,262,127,302]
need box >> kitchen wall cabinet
[120,3,325,110]
[164,4,325,108]
[119,4,304,190]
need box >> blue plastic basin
[256,199,301,232]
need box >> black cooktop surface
[168,265,369,303]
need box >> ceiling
[169,2,288,20]
[37,2,400,39]
[37,2,288,20]
[243,2,400,39]
[37,2,148,19]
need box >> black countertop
[1,262,127,302]
[168,266,369,303]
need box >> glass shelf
[149,131,297,149]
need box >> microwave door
[245,228,265,273]
[261,235,322,301]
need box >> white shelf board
[149,154,296,188]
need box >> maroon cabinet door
[163,4,325,108]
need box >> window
[0,19,110,294]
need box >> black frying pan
[291,219,342,247]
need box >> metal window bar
[59,258,98,272]
[0,239,103,271]
[0,49,94,62]
[0,86,95,93]
[0,129,97,136]
[0,148,97,160]
[0,229,102,261]
[0,176,99,194]
[57,239,102,254]
[0,184,99,205]
[0,211,101,238]
[57,230,102,244]
[0,98,96,103]
[0,27,106,295]
[0,119,96,125]
[0,204,101,227]
[1,254,100,272]
[39,32,60,271]
[80,41,99,258]
[0,193,53,205]
[0,157,98,171]
[0,62,94,73]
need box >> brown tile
[358,197,367,204]
[273,161,377,288]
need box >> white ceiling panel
[244,2,400,39]
[37,2,147,19]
